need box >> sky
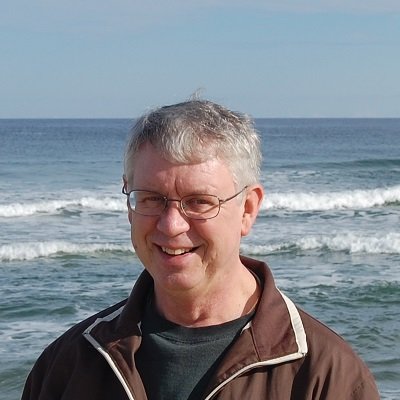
[1,1,400,118]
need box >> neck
[153,266,261,328]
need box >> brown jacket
[22,257,380,399]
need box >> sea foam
[241,232,400,255]
[0,196,125,218]
[1,186,399,218]
[0,241,133,261]
[263,185,400,211]
[4,233,397,262]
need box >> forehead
[130,143,235,192]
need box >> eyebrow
[132,188,217,197]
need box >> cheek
[130,216,154,250]
[199,211,241,238]
[213,214,243,248]
[129,216,139,250]
[130,228,138,250]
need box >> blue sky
[1,1,400,118]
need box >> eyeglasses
[122,186,248,220]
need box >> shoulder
[50,298,128,349]
[21,299,130,400]
[25,299,127,381]
[297,309,379,399]
[299,308,361,361]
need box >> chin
[154,270,205,293]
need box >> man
[22,99,379,399]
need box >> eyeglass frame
[122,185,248,220]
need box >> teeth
[161,247,191,255]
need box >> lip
[156,244,199,257]
[161,247,193,255]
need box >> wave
[0,241,133,261]
[2,233,399,262]
[1,185,399,218]
[0,196,125,217]
[241,232,400,255]
[279,158,400,171]
[344,158,400,168]
[262,185,400,211]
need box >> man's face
[126,143,251,297]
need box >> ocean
[0,118,399,399]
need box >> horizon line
[1,115,400,120]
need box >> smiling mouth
[161,247,197,256]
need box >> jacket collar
[87,256,307,365]
[201,256,307,388]
[242,256,307,361]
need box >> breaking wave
[0,196,125,217]
[1,186,399,218]
[262,185,400,211]
[3,232,399,262]
[241,232,400,255]
[0,241,133,261]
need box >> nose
[156,200,191,236]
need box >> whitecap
[262,185,400,211]
[0,196,126,218]
[0,241,133,261]
[241,232,400,255]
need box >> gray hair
[124,99,261,188]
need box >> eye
[144,195,164,202]
[135,192,165,209]
[183,195,218,212]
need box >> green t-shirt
[135,298,253,400]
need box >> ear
[241,184,264,237]
[122,175,133,224]
[122,174,129,192]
